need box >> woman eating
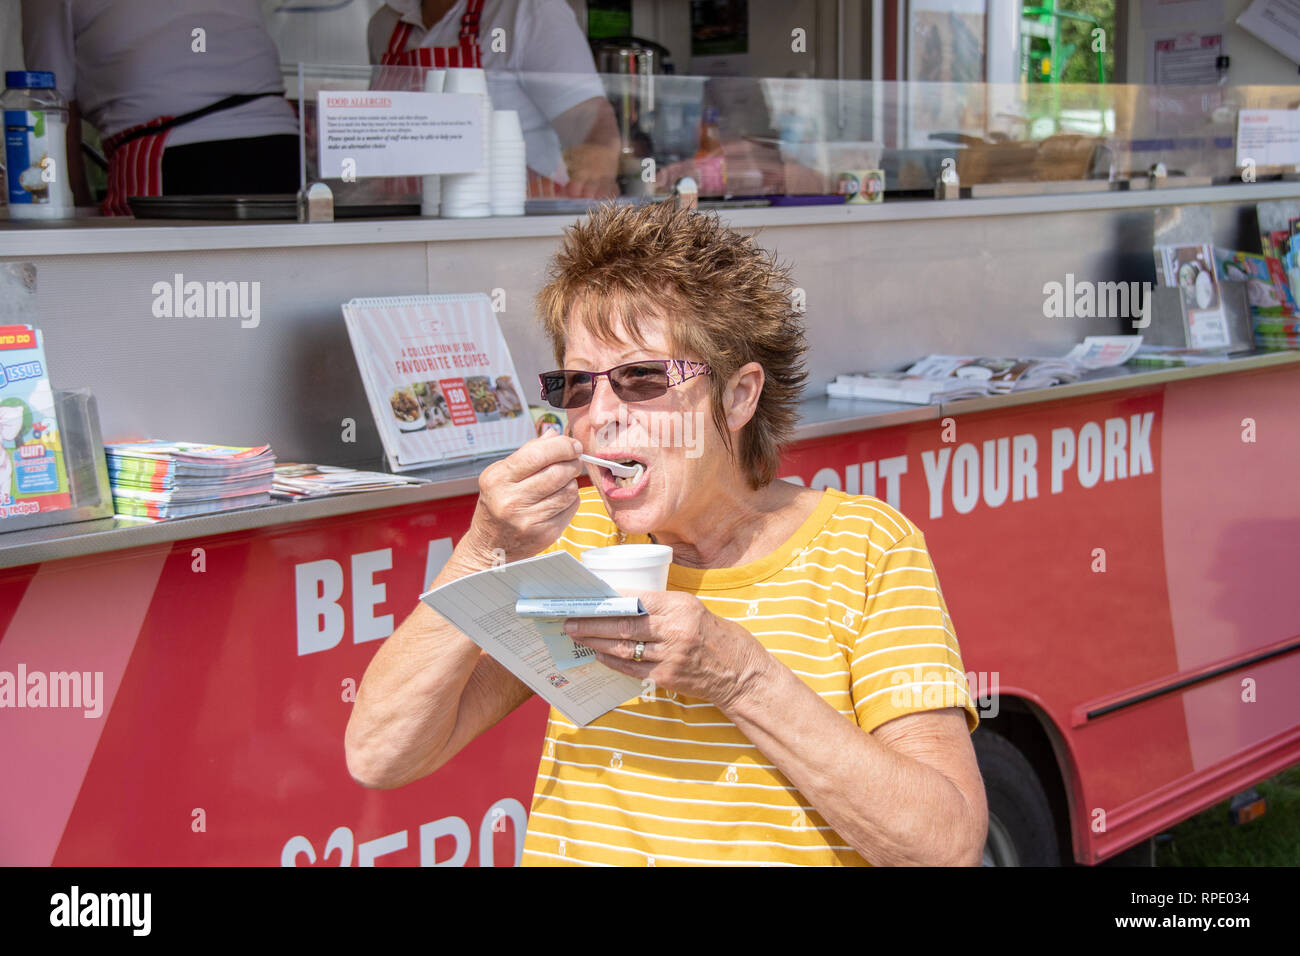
[345,201,987,866]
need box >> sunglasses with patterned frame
[538,359,712,409]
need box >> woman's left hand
[565,591,767,708]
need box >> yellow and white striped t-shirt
[519,485,978,866]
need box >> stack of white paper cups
[420,69,447,217]
[441,68,492,218]
[490,110,527,216]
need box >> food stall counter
[0,349,1293,571]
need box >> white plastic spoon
[580,453,644,479]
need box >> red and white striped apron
[99,118,173,217]
[379,1,484,77]
[99,92,288,216]
[377,0,560,198]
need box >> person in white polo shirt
[21,0,299,215]
[367,0,620,198]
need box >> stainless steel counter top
[4,181,1298,257]
[0,349,1294,570]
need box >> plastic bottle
[3,71,75,219]
[694,106,726,197]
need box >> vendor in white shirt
[21,0,299,215]
[367,0,620,198]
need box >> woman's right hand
[351,436,581,788]
[463,434,585,565]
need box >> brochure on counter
[420,551,646,727]
[1153,244,1233,350]
[105,441,275,520]
[1127,345,1240,368]
[0,322,72,521]
[272,463,429,500]
[1255,201,1300,347]
[1257,200,1300,270]
[1212,247,1298,351]
[826,336,1143,405]
[342,294,533,472]
[1213,248,1297,318]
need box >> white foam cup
[580,544,673,593]
[492,109,523,142]
[442,68,487,95]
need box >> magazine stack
[105,441,276,521]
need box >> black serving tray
[128,195,420,220]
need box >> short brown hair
[536,201,807,488]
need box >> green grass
[1156,765,1300,866]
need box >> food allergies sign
[317,91,483,179]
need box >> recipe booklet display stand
[1144,281,1254,352]
[342,294,534,473]
[0,388,114,534]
